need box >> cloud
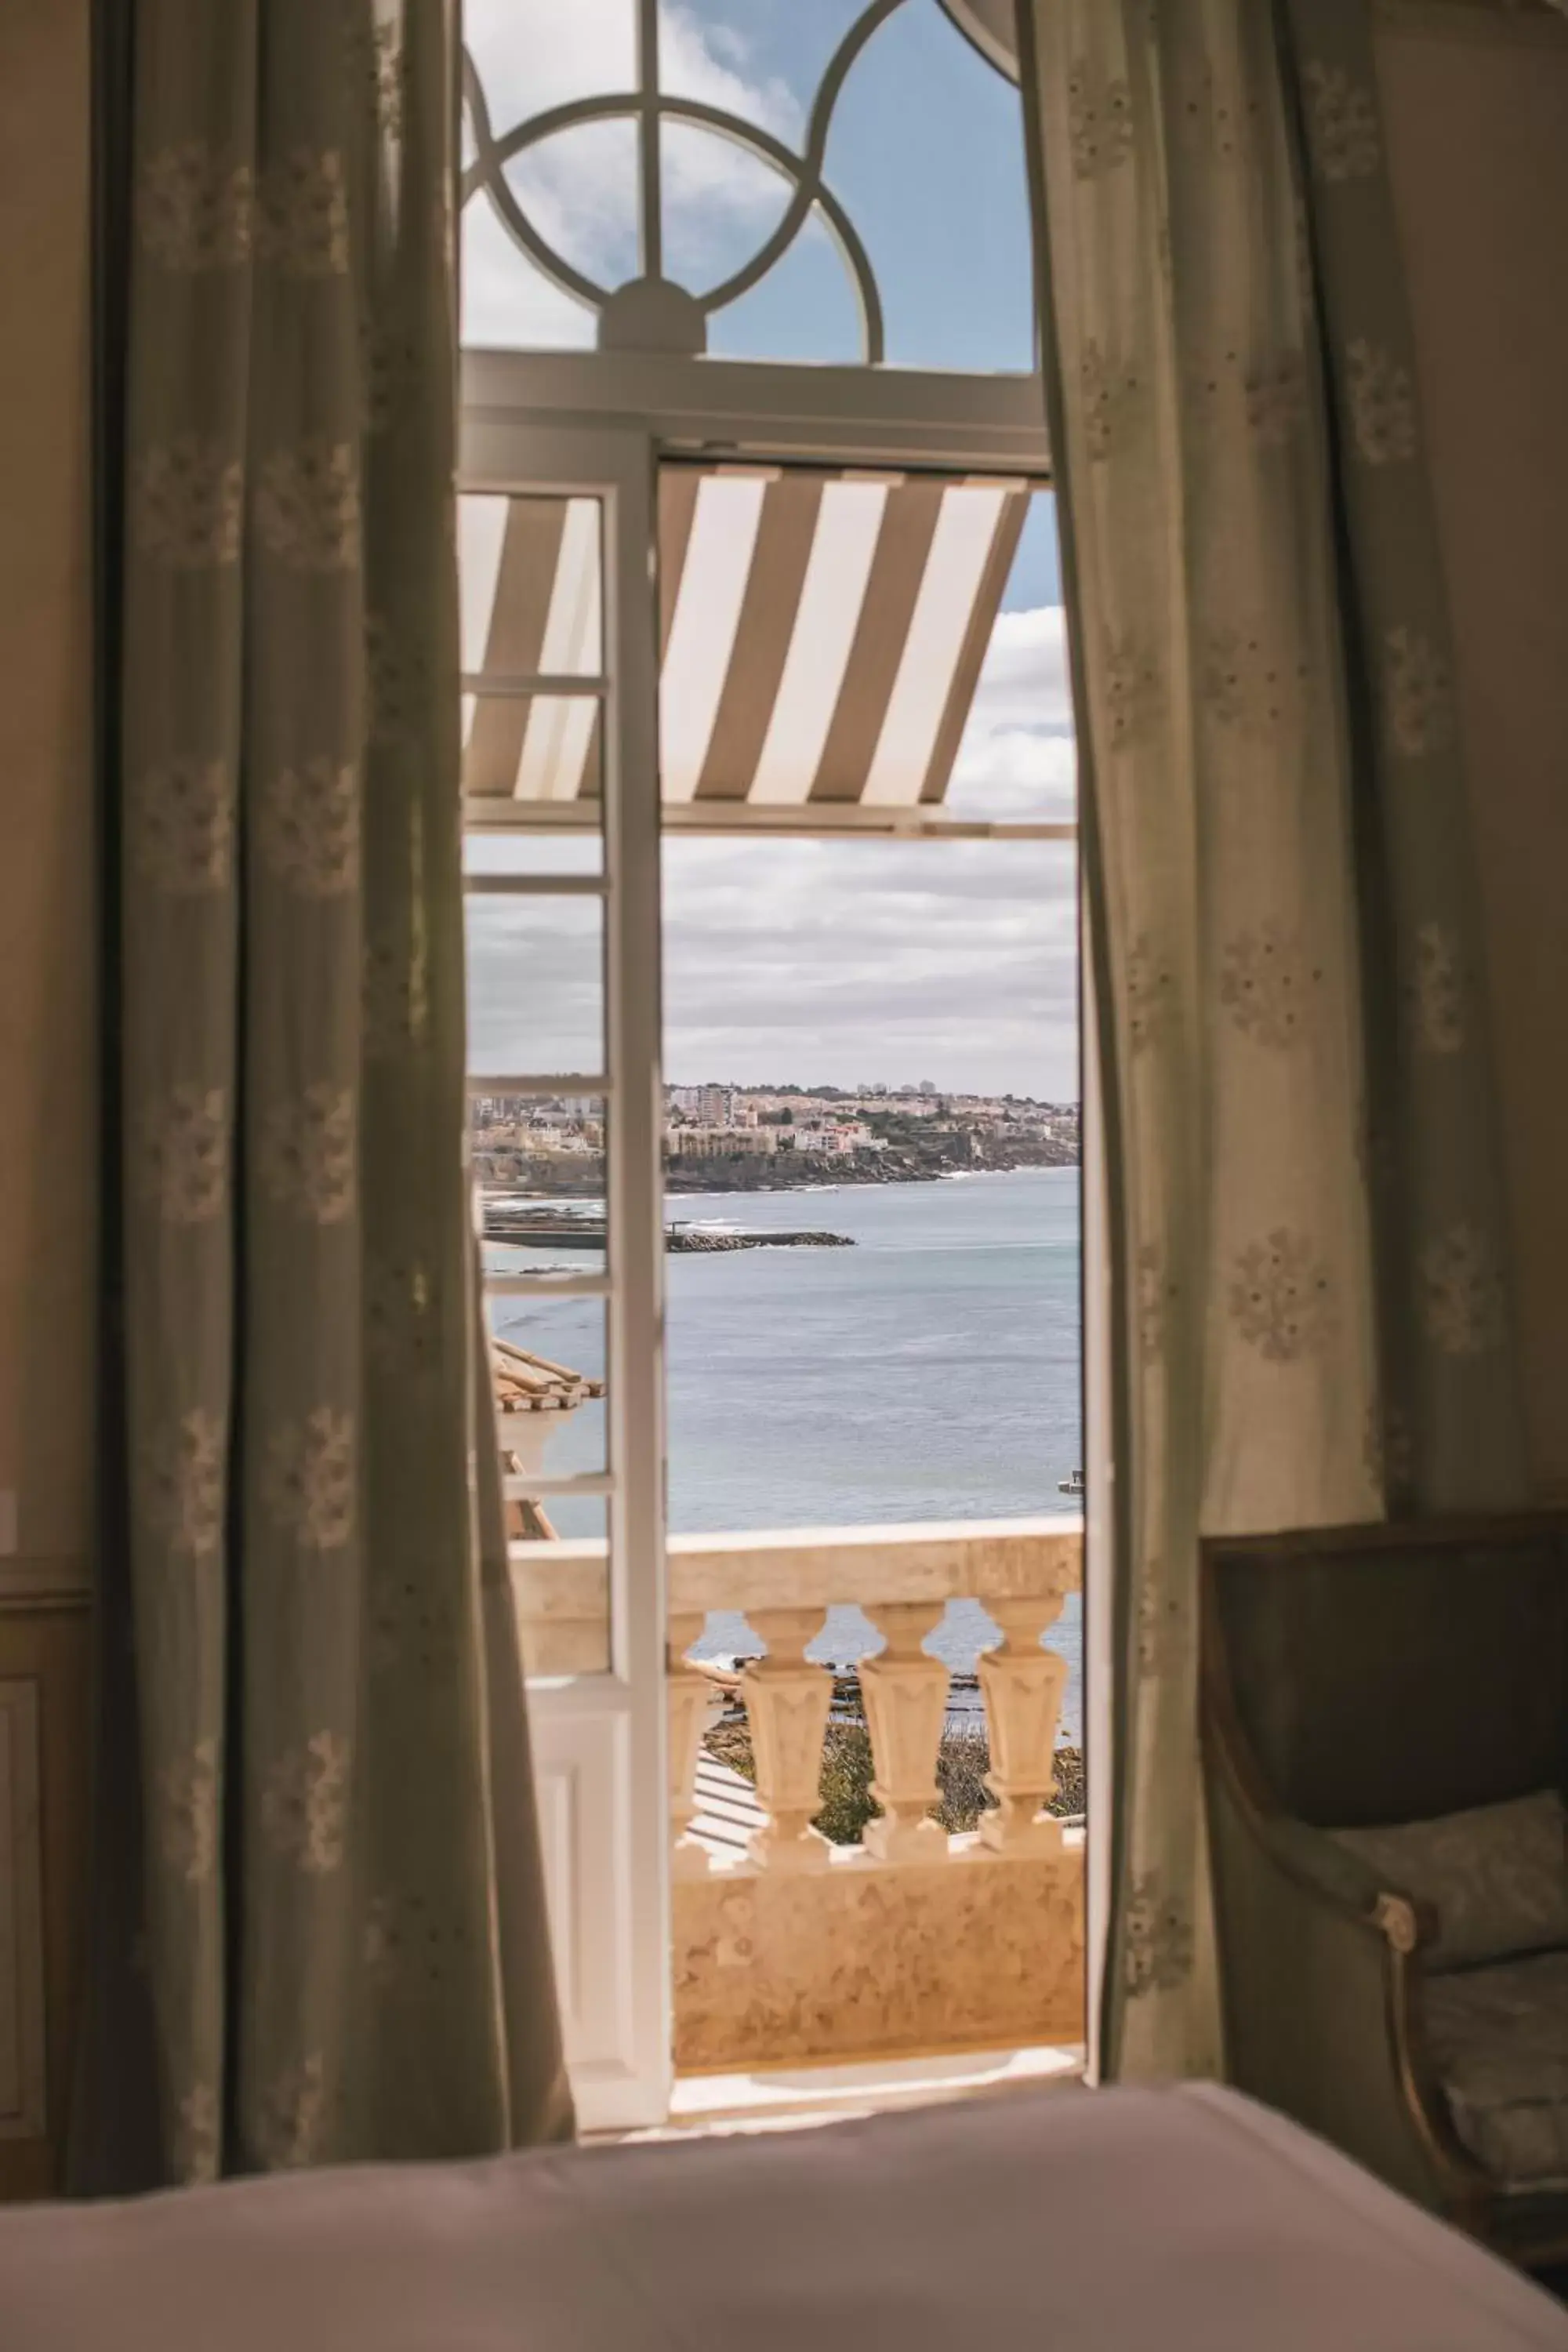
[462,198,597,350]
[466,833,1080,1103]
[948,606,1077,819]
[660,5,802,139]
[972,607,1074,730]
[461,0,801,347]
[466,0,797,136]
[465,600,1080,1098]
[662,833,1078,1095]
[949,728,1077,822]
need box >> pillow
[1327,1788,1568,1973]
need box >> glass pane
[460,189,598,352]
[466,893,604,1077]
[657,0,866,122]
[492,1285,608,1680]
[659,122,791,301]
[477,1093,608,1274]
[465,829,604,880]
[466,0,636,128]
[459,495,603,681]
[946,493,1077,822]
[463,694,603,811]
[463,0,637,353]
[705,202,862,365]
[825,0,1033,372]
[490,1294,608,1480]
[485,1227,609,1281]
[511,1498,610,1679]
[503,118,641,299]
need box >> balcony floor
[586,2043,1084,2145]
[689,1748,766,1863]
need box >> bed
[4,2082,1565,2350]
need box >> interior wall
[1375,1,1568,1498]
[0,0,96,1565]
[0,0,95,2196]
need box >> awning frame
[463,352,1051,477]
[459,359,1069,840]
[460,794,1075,842]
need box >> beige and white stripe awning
[461,465,1030,827]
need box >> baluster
[668,1611,715,1879]
[860,1603,949,1862]
[978,1595,1069,1856]
[739,1608,833,1872]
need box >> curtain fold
[1019,0,1527,2078]
[75,0,571,2190]
[1276,0,1529,1514]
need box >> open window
[459,0,1085,2133]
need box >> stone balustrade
[512,1519,1087,2070]
[669,1520,1080,1876]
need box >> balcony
[513,1518,1084,2076]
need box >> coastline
[490,1167,1086,1729]
[664,1154,1079,1196]
[483,1163,1086,1261]
[484,1154,1081,1210]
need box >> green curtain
[1276,0,1528,1513]
[78,0,571,2186]
[1018,0,1527,2078]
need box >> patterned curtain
[76,0,571,2186]
[1278,0,1529,1512]
[1018,0,1527,2078]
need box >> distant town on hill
[471,1083,1081,1196]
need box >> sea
[486,1166,1084,1740]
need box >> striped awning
[460,466,1030,823]
[460,492,604,806]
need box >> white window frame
[463,415,669,2129]
[461,353,1084,2131]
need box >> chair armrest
[1262,1812,1436,1954]
[1206,1749,1480,2214]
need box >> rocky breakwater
[484,1207,853,1253]
[666,1223,852,1254]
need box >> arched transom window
[462,0,1033,369]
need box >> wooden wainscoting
[0,1568,91,2201]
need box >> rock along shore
[483,1210,853,1252]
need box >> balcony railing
[513,1517,1085,2071]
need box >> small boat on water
[1058,1468,1085,1497]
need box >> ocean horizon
[487,1164,1084,1740]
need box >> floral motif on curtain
[105,0,570,2184]
[1282,0,1528,1515]
[1023,0,1383,2079]
[1021,0,1527,2079]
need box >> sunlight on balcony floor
[597,2042,1087,2144]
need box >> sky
[460,0,1079,1101]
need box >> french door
[459,415,670,2132]
[459,355,1063,2126]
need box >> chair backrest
[1203,1514,1568,1828]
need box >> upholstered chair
[1202,1513,1568,2270]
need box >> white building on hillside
[667,1126,777,1159]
